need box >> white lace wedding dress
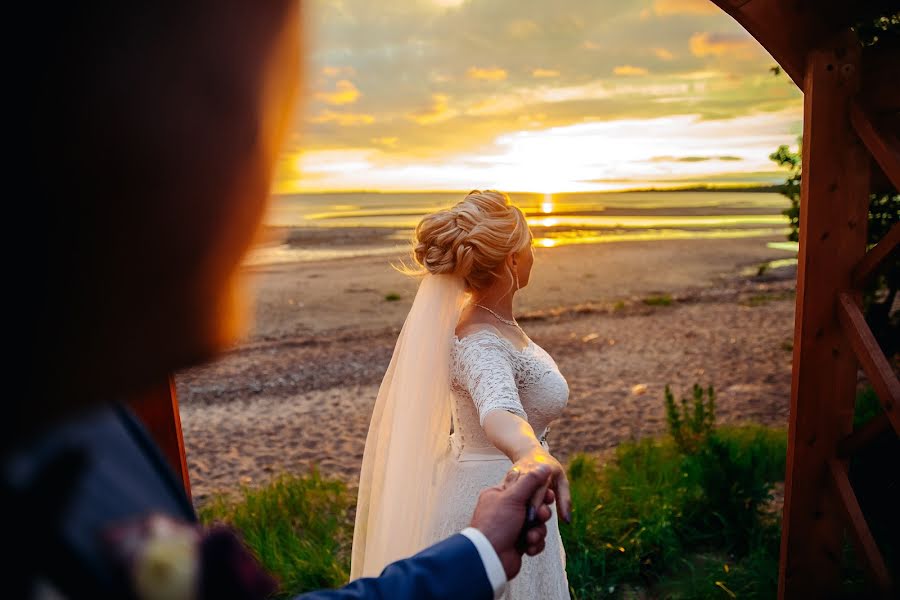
[426,328,571,599]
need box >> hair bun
[411,190,530,290]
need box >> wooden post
[130,375,192,501]
[778,34,871,598]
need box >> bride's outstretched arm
[482,410,572,524]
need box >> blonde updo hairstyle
[412,190,531,292]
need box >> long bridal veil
[351,273,468,578]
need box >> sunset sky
[275,0,803,194]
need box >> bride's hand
[512,446,571,524]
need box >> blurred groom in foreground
[7,2,557,599]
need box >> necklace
[474,303,519,328]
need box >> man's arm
[296,533,495,600]
[295,465,556,600]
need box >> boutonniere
[104,514,276,600]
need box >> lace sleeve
[453,332,527,426]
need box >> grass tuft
[199,469,353,596]
[643,294,673,307]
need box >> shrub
[564,423,786,598]
[664,384,716,455]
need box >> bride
[351,190,572,598]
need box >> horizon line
[273,183,786,196]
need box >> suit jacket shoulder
[3,404,195,597]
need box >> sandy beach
[176,233,797,503]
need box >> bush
[665,384,715,455]
[564,424,786,598]
[563,384,787,598]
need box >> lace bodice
[449,329,569,454]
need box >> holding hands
[469,464,556,579]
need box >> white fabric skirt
[426,435,571,600]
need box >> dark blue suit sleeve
[295,533,494,600]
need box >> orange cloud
[654,0,719,15]
[613,65,649,76]
[321,66,356,78]
[315,79,361,106]
[689,32,755,58]
[408,94,458,125]
[309,110,375,126]
[467,67,508,81]
[371,136,398,148]
[653,47,675,61]
[532,68,560,78]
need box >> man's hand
[468,465,555,580]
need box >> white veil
[350,273,468,578]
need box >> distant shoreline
[273,184,787,197]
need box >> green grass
[643,294,673,307]
[198,408,791,600]
[199,470,353,596]
[740,291,795,307]
[563,425,787,598]
[201,427,788,599]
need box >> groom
[9,1,560,599]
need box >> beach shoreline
[177,235,797,504]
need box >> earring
[514,269,520,291]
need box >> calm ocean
[247,191,794,265]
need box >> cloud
[507,19,540,38]
[467,67,509,81]
[653,47,675,61]
[653,0,720,16]
[371,136,399,148]
[314,80,361,106]
[407,94,459,124]
[613,65,650,76]
[321,66,356,78]
[309,110,375,126]
[689,32,756,58]
[648,155,744,162]
[279,0,801,191]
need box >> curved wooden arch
[133,2,899,597]
[710,1,899,598]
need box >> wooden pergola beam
[837,292,900,434]
[778,33,871,598]
[852,220,900,290]
[129,376,192,501]
[851,103,900,192]
[828,459,894,594]
[837,413,892,458]
[710,0,848,85]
